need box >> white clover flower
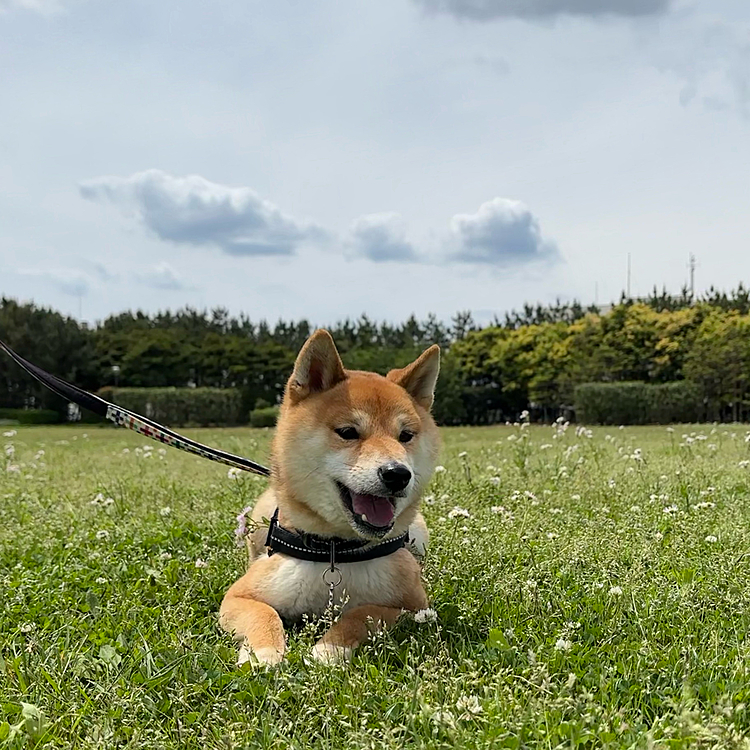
[122,448,130,454]
[434,465,446,473]
[546,532,558,540]
[158,448,167,456]
[95,577,108,584]
[34,450,45,459]
[227,467,242,479]
[160,552,172,560]
[571,494,581,501]
[655,532,664,541]
[554,638,573,652]
[663,504,679,515]
[160,507,172,517]
[739,460,750,468]
[608,586,623,596]
[19,623,34,634]
[90,492,105,506]
[96,530,110,540]
[458,451,468,458]
[431,709,456,727]
[704,535,718,543]
[540,444,553,450]
[5,444,15,457]
[488,476,501,486]
[423,494,435,505]
[666,427,675,433]
[456,695,483,718]
[414,608,438,624]
[448,506,471,519]
[195,558,208,568]
[2,430,17,437]
[6,464,20,473]
[692,501,715,510]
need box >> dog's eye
[398,430,415,443]
[334,426,359,440]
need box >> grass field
[3,422,750,748]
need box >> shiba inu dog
[219,329,441,664]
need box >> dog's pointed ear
[287,329,346,404]
[387,345,440,410]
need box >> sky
[1,0,749,327]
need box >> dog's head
[272,330,441,539]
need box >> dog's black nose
[378,463,412,493]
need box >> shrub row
[0,408,61,425]
[249,406,279,428]
[574,381,702,425]
[98,387,243,427]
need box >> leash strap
[0,339,272,477]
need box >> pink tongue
[351,494,395,528]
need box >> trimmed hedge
[0,408,61,425]
[574,381,703,425]
[98,387,243,427]
[249,406,279,428]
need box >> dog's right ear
[286,329,346,404]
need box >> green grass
[3,422,750,748]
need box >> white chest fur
[252,553,406,621]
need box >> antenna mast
[627,253,631,298]
[688,253,696,299]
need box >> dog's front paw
[311,641,353,664]
[238,642,284,667]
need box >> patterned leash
[0,339,272,477]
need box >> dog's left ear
[387,345,441,410]
[287,329,347,404]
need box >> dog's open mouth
[336,482,396,536]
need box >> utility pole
[688,253,696,299]
[627,253,631,298]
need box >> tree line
[3,285,750,425]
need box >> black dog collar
[264,508,408,563]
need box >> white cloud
[347,213,419,263]
[448,198,560,266]
[80,170,326,257]
[648,16,750,119]
[414,0,672,21]
[135,262,193,291]
[0,0,63,14]
[18,269,90,296]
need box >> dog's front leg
[219,586,286,666]
[312,605,405,663]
